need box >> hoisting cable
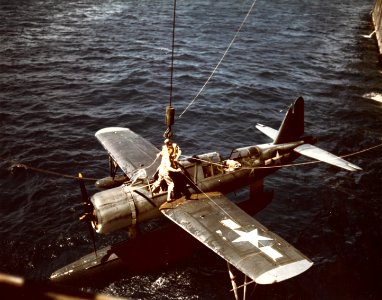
[169,0,177,108]
[178,0,259,119]
[164,0,177,139]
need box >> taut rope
[178,0,259,119]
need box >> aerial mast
[164,0,177,140]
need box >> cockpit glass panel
[230,146,260,159]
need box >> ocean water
[1,0,381,299]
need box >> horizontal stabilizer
[161,193,313,284]
[256,123,278,141]
[95,127,161,178]
[294,144,362,171]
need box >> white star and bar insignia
[220,219,283,261]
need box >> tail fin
[274,97,304,144]
[256,96,362,172]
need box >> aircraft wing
[294,144,362,171]
[160,192,313,284]
[95,127,161,179]
[255,123,278,141]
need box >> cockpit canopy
[230,146,261,160]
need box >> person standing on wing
[152,139,181,202]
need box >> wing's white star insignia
[219,218,283,261]
[233,228,272,247]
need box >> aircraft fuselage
[90,140,307,234]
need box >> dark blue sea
[1,0,381,299]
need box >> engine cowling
[90,183,163,234]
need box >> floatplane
[49,2,362,299]
[50,97,361,298]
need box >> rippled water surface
[1,0,382,299]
